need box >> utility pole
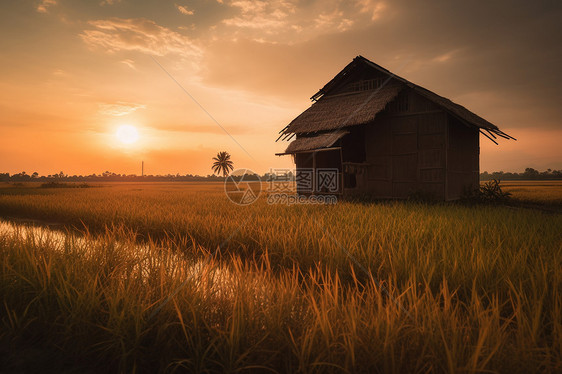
[141,161,144,177]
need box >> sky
[0,0,561,176]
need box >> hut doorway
[295,149,342,195]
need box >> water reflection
[0,219,246,302]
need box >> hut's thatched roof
[283,82,402,135]
[279,56,514,144]
[279,131,348,155]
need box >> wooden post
[312,151,316,193]
[142,161,144,177]
[339,148,344,195]
[444,118,449,200]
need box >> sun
[115,125,139,145]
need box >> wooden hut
[276,56,514,200]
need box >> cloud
[222,0,291,31]
[176,4,194,15]
[357,0,386,21]
[314,9,354,32]
[432,51,454,63]
[98,102,146,116]
[80,18,201,57]
[52,69,67,76]
[120,59,136,69]
[219,0,383,43]
[36,0,57,13]
[100,0,121,5]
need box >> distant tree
[31,172,39,179]
[211,151,234,177]
[523,167,539,179]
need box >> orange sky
[1,0,561,176]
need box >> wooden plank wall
[295,153,313,195]
[364,89,449,199]
[446,117,479,200]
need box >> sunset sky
[1,0,561,176]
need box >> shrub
[462,179,511,203]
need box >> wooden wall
[446,117,479,199]
[362,88,476,200]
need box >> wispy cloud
[52,68,67,76]
[219,0,386,43]
[98,102,146,116]
[432,49,462,63]
[80,18,201,57]
[222,0,295,31]
[175,4,194,15]
[357,0,386,21]
[314,9,354,32]
[120,59,136,70]
[100,0,121,5]
[36,0,57,13]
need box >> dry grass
[0,182,561,373]
[498,180,562,205]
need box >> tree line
[0,171,226,182]
[1,168,561,183]
[480,168,562,181]
[0,171,272,182]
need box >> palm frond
[211,151,234,176]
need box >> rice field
[498,180,562,205]
[0,181,561,373]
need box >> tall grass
[0,183,561,372]
[500,180,562,205]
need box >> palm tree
[211,151,234,177]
